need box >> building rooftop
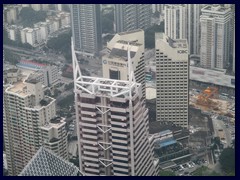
[118,29,143,36]
[7,81,27,96]
[19,147,83,176]
[41,117,66,130]
[155,33,188,49]
[109,48,136,59]
[202,5,231,13]
[149,121,184,134]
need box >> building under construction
[196,87,219,109]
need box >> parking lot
[170,159,209,176]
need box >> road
[3,44,66,64]
[211,115,232,148]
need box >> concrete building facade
[114,4,151,33]
[164,4,187,40]
[71,4,102,57]
[155,33,189,128]
[3,77,67,175]
[102,29,146,99]
[200,5,232,69]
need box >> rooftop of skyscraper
[155,33,188,49]
[202,5,231,13]
[76,76,140,98]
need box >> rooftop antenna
[127,42,136,83]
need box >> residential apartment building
[72,40,159,176]
[3,76,67,175]
[200,5,232,69]
[164,4,187,40]
[155,33,189,128]
[3,5,21,24]
[20,27,42,46]
[102,29,146,99]
[71,4,102,57]
[114,4,151,33]
[40,117,68,160]
[28,65,59,87]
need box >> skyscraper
[155,33,189,128]
[102,29,146,99]
[3,75,68,175]
[164,4,187,40]
[187,4,201,55]
[200,5,232,69]
[114,4,151,33]
[71,4,102,57]
[72,39,159,176]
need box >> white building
[40,117,68,160]
[28,65,59,87]
[8,28,17,41]
[72,39,159,176]
[164,4,187,40]
[34,22,49,41]
[103,29,146,99]
[20,27,42,46]
[155,33,189,128]
[200,5,232,69]
[3,77,67,175]
[4,5,19,24]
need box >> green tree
[4,49,20,65]
[47,31,72,62]
[19,7,47,27]
[159,170,176,176]
[219,147,235,175]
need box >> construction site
[190,87,235,119]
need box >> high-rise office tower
[102,29,146,99]
[71,4,102,57]
[3,75,68,175]
[114,4,151,33]
[155,33,189,128]
[200,5,232,69]
[164,4,187,40]
[187,4,201,55]
[72,39,159,176]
